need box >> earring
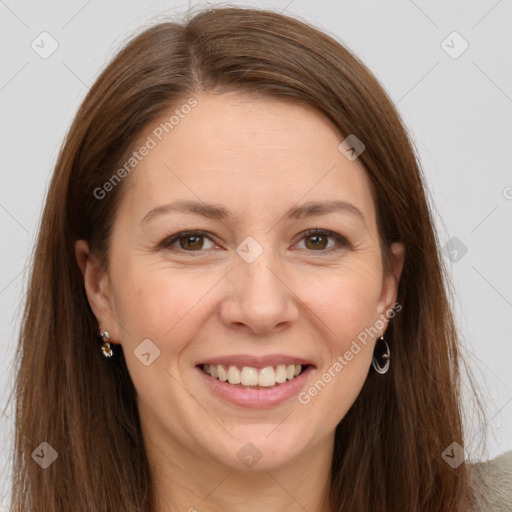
[99,327,114,358]
[371,335,390,374]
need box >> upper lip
[196,354,315,369]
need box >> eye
[158,229,349,254]
[158,231,217,252]
[295,229,349,252]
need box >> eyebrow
[141,199,366,226]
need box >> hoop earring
[99,327,114,358]
[371,335,390,374]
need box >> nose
[218,252,300,335]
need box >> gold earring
[99,327,114,358]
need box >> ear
[75,239,121,342]
[377,241,405,333]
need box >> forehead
[117,92,377,230]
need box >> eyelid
[294,229,350,252]
[158,229,350,253]
[157,230,219,251]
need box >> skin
[76,92,405,512]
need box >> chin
[202,425,308,471]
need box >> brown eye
[158,229,349,255]
[296,229,349,252]
[304,232,329,250]
[159,231,216,251]
[177,234,204,250]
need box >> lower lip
[196,365,314,408]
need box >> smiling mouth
[198,363,309,389]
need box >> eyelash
[157,229,350,254]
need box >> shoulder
[468,449,512,511]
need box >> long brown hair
[6,6,488,511]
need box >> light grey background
[1,0,511,508]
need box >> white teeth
[217,365,228,381]
[258,366,275,387]
[275,364,287,383]
[202,363,305,387]
[241,366,259,386]
[227,365,241,384]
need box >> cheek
[307,264,383,346]
[110,260,216,349]
[111,251,383,351]
[297,272,379,429]
[108,263,210,408]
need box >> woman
[7,6,512,511]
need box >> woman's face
[77,92,404,473]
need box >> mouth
[197,363,311,390]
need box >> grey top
[469,450,512,511]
